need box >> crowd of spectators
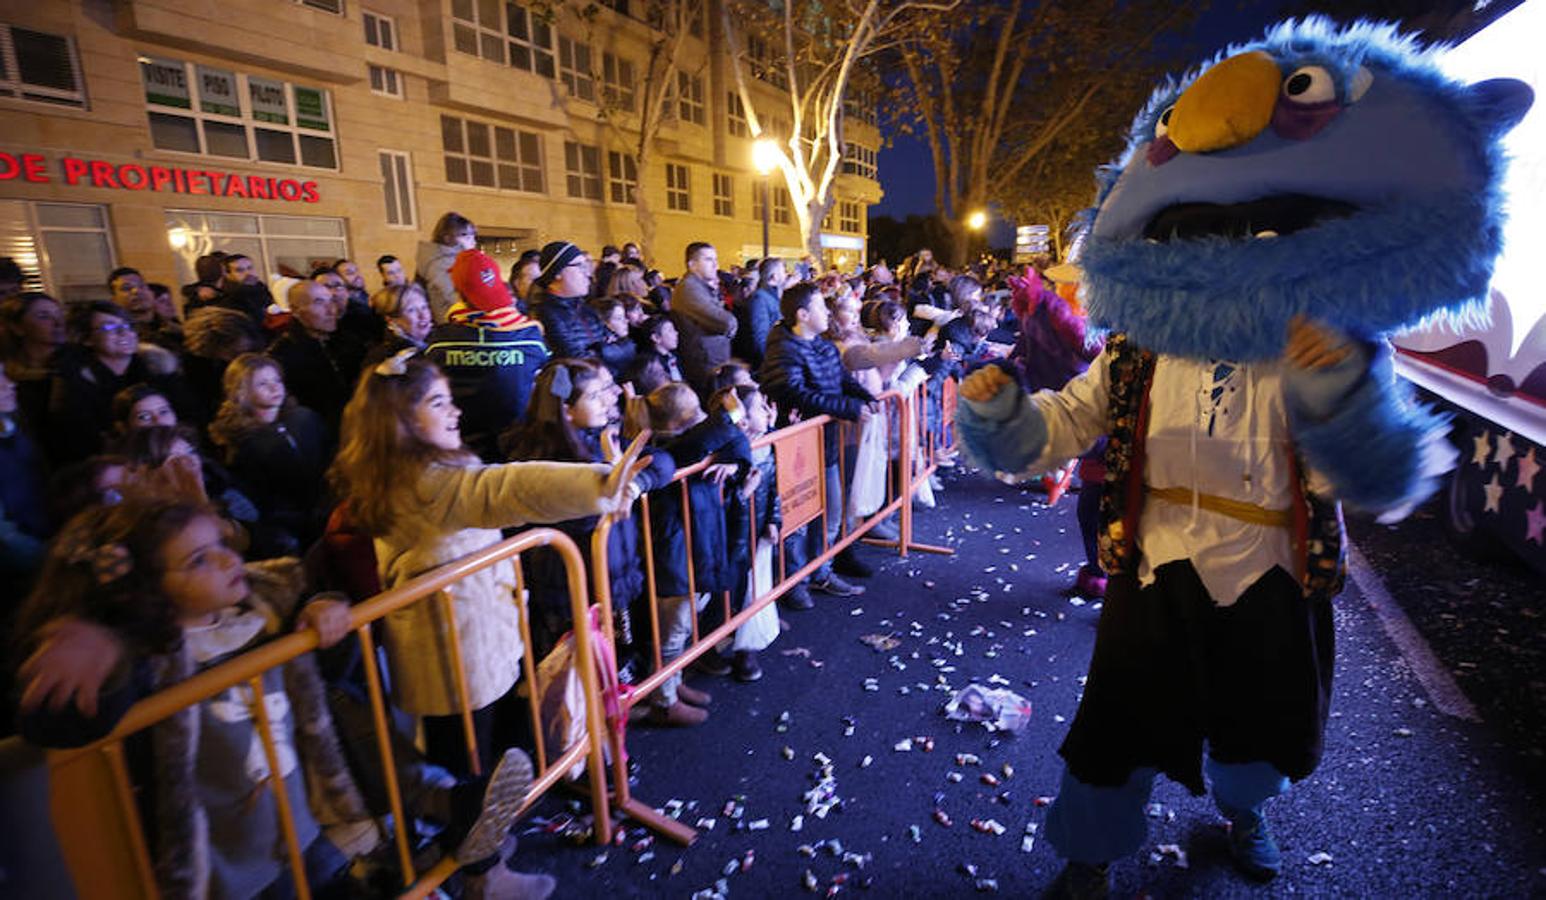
[0,214,1080,898]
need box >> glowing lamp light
[966,210,988,231]
[753,138,780,175]
[167,227,190,250]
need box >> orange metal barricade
[44,528,612,900]
[587,381,957,845]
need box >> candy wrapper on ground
[942,685,1032,733]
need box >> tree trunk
[944,217,968,268]
[634,165,658,266]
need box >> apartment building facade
[0,0,882,302]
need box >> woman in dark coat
[47,301,185,465]
[208,354,330,557]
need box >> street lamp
[965,210,988,264]
[753,137,779,259]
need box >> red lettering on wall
[62,157,89,185]
[9,152,317,203]
[117,164,148,190]
[88,161,120,189]
[21,154,49,183]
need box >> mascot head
[1080,17,1533,360]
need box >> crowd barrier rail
[45,527,612,900]
[590,379,958,844]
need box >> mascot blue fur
[960,17,1531,513]
[957,19,1532,894]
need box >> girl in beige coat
[331,351,647,899]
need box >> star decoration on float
[1471,432,1491,467]
[1525,501,1546,546]
[1490,430,1513,467]
[1482,473,1505,514]
[1515,448,1541,493]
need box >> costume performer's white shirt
[1030,352,1333,606]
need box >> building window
[564,141,602,200]
[843,88,878,126]
[601,52,635,111]
[746,33,786,89]
[379,150,416,227]
[0,25,87,108]
[0,200,115,302]
[773,186,791,225]
[608,151,637,204]
[712,173,734,218]
[141,56,337,169]
[450,0,555,77]
[726,91,748,138]
[676,70,704,125]
[558,37,595,102]
[751,181,764,221]
[363,10,397,50]
[841,142,877,179]
[440,114,544,192]
[298,0,343,13]
[164,209,347,289]
[665,163,690,212]
[368,65,403,98]
[838,200,862,233]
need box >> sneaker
[779,584,815,611]
[676,682,713,707]
[1042,861,1109,900]
[464,863,557,900]
[690,647,732,677]
[1073,565,1107,599]
[833,548,873,578]
[812,573,865,597]
[928,474,944,491]
[866,518,900,541]
[451,748,534,864]
[648,700,709,727]
[733,650,763,682]
[1224,809,1282,881]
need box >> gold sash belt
[1146,485,1292,528]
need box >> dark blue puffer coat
[648,414,753,598]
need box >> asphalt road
[515,467,1546,898]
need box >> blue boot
[1222,806,1282,881]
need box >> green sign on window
[294,87,330,132]
[249,76,289,124]
[141,56,190,109]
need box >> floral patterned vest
[1095,333,1348,600]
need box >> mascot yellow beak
[1168,51,1280,153]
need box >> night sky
[872,1,1298,235]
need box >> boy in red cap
[423,249,550,460]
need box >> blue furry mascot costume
[955,19,1531,895]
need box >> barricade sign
[774,423,824,533]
